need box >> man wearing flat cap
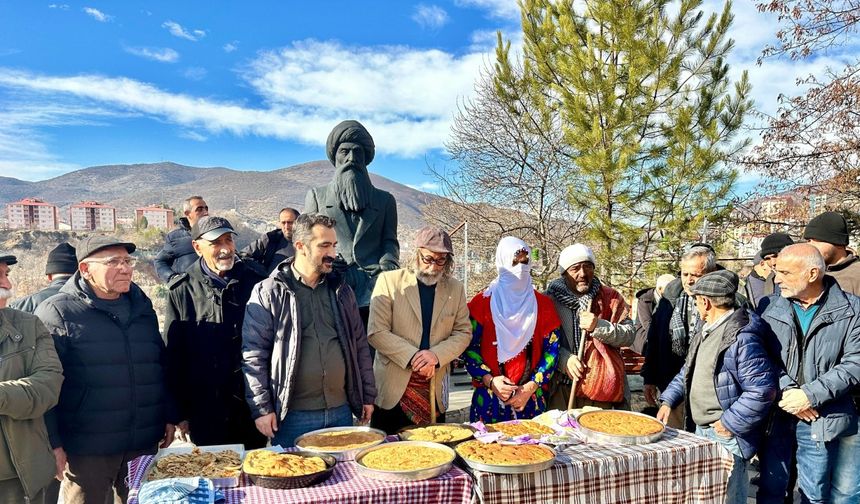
[164,216,266,449]
[35,236,178,504]
[658,269,777,503]
[11,242,77,314]
[367,226,471,433]
[0,253,64,503]
[305,120,400,327]
[545,243,635,410]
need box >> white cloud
[412,4,449,29]
[162,21,206,41]
[48,4,70,10]
[182,67,207,81]
[180,130,208,142]
[223,41,239,53]
[407,181,441,192]
[455,0,519,19]
[124,46,179,63]
[82,7,110,22]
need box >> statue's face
[335,142,366,172]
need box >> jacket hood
[636,287,654,299]
[829,252,859,273]
[178,216,191,231]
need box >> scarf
[670,291,695,356]
[546,276,601,355]
[484,237,537,363]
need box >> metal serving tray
[245,450,337,489]
[396,423,477,446]
[294,426,387,461]
[457,443,557,474]
[144,443,245,488]
[354,441,455,481]
[575,410,665,445]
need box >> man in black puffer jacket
[35,236,178,504]
[153,196,209,282]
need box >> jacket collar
[178,216,191,231]
[829,252,859,273]
[271,256,344,289]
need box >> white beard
[0,287,13,300]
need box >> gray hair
[781,243,826,274]
[293,213,336,247]
[701,295,735,309]
[183,195,204,213]
[681,246,717,272]
[407,249,454,278]
[279,207,300,219]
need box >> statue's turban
[326,120,375,166]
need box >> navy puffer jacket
[35,274,176,455]
[661,308,778,459]
[153,217,197,282]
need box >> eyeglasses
[420,254,449,266]
[84,257,137,268]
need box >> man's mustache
[322,257,334,265]
[216,253,234,260]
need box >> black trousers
[370,404,446,435]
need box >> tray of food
[397,423,476,446]
[354,441,455,481]
[144,444,244,487]
[486,420,556,439]
[294,426,387,461]
[456,440,556,474]
[575,410,665,445]
[243,449,336,489]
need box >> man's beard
[0,287,13,300]
[213,254,235,273]
[417,270,443,286]
[333,164,373,212]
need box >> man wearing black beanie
[804,211,860,295]
[11,242,76,314]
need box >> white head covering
[484,236,538,363]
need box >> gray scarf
[546,276,600,355]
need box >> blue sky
[0,1,854,192]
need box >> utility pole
[464,221,469,295]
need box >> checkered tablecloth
[466,428,734,504]
[127,453,472,504]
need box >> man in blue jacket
[153,195,209,282]
[758,243,860,504]
[658,270,777,503]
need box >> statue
[305,120,400,322]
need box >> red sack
[576,337,625,403]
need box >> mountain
[0,161,437,231]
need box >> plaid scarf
[545,276,601,354]
[669,292,696,357]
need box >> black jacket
[153,217,197,282]
[34,274,176,456]
[239,228,295,276]
[164,259,266,448]
[10,276,70,313]
[633,287,655,355]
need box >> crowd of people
[0,120,857,504]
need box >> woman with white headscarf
[464,237,561,423]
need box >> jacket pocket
[0,345,35,379]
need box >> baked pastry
[456,440,554,466]
[400,425,473,443]
[148,448,241,481]
[578,411,663,436]
[360,445,452,471]
[296,430,384,451]
[243,450,327,477]
[487,420,555,438]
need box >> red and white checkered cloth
[127,454,472,504]
[466,427,734,504]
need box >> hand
[176,420,190,442]
[411,350,439,373]
[794,407,820,422]
[360,404,374,424]
[565,355,586,380]
[508,382,538,411]
[52,447,67,481]
[489,375,518,403]
[160,424,176,449]
[779,388,813,415]
[656,404,672,424]
[417,364,436,379]
[579,311,598,333]
[643,384,659,406]
[712,419,733,438]
[255,413,278,438]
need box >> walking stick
[429,373,437,424]
[567,329,589,411]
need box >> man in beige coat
[368,227,471,433]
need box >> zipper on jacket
[0,345,35,363]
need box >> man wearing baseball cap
[164,216,266,448]
[545,243,635,410]
[658,270,777,503]
[367,226,471,433]
[0,252,63,503]
[35,236,178,504]
[11,242,77,314]
[804,211,860,295]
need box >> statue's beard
[333,164,373,212]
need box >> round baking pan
[354,441,455,481]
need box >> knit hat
[414,226,453,255]
[45,242,77,275]
[803,211,849,246]
[759,233,794,258]
[558,243,596,271]
[690,270,739,298]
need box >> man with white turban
[463,237,561,423]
